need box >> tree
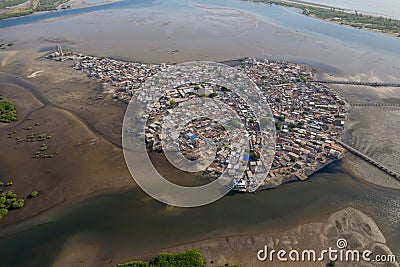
[169,100,177,108]
[10,199,24,209]
[0,208,8,220]
[0,100,17,123]
[0,195,6,207]
[150,249,204,267]
[275,121,282,131]
[4,190,16,199]
[40,144,48,151]
[30,191,39,198]
[250,151,260,160]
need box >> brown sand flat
[24,58,127,147]
[328,84,400,190]
[0,80,133,226]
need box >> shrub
[0,100,17,123]
[30,191,39,198]
[0,208,8,220]
[10,199,24,209]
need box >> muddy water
[0,161,399,266]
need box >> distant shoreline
[249,0,400,37]
[0,0,121,20]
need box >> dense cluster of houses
[46,51,168,102]
[238,58,347,183]
[47,52,347,191]
[144,82,267,190]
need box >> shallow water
[0,161,398,266]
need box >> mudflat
[0,57,133,226]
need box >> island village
[46,48,347,191]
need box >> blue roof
[183,88,195,93]
[190,135,197,140]
[243,155,250,161]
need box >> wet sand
[0,65,133,226]
[329,83,400,190]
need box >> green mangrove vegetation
[0,0,27,9]
[0,185,24,220]
[0,180,40,221]
[7,122,55,159]
[115,249,238,267]
[0,0,69,20]
[29,191,39,197]
[0,100,17,123]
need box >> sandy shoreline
[67,0,120,9]
[0,0,121,21]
